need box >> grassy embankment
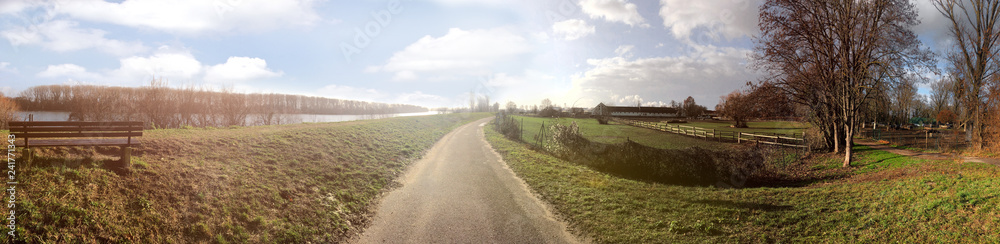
[487,117,1000,243]
[5,113,491,243]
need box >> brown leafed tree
[0,93,19,130]
[718,91,752,128]
[754,0,931,167]
[718,82,794,128]
[937,109,956,124]
[681,96,704,119]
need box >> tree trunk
[833,123,840,153]
[973,106,982,150]
[843,119,853,167]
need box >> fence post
[738,132,742,143]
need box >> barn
[593,103,680,118]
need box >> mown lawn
[5,113,491,243]
[513,116,724,150]
[486,124,1000,243]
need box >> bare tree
[929,77,954,117]
[891,77,920,125]
[933,0,1000,150]
[505,101,517,113]
[755,0,931,167]
[541,98,553,109]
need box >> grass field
[5,113,491,243]
[513,116,725,150]
[673,120,810,136]
[486,123,1000,243]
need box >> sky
[0,0,954,109]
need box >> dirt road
[355,118,580,243]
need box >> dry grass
[486,124,1000,243]
[6,113,490,243]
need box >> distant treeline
[12,84,427,128]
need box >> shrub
[803,126,825,151]
[538,107,558,117]
[494,113,522,141]
[596,116,609,124]
[545,122,587,157]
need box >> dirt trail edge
[854,139,1000,166]
[355,117,582,244]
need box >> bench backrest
[8,121,143,139]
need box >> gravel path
[355,118,581,244]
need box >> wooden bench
[7,121,143,166]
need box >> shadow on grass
[690,199,794,212]
[22,146,132,176]
[543,138,767,187]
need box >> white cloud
[552,19,595,40]
[378,28,532,80]
[37,64,101,80]
[1,20,148,56]
[615,94,643,105]
[610,94,670,107]
[0,62,16,74]
[579,0,648,27]
[572,44,757,108]
[428,0,511,6]
[658,0,760,40]
[33,47,283,86]
[53,0,321,35]
[614,45,634,57]
[205,57,283,83]
[0,0,38,14]
[114,51,203,81]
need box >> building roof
[597,103,678,114]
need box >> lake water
[15,111,441,124]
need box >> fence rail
[611,117,807,149]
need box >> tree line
[10,82,427,128]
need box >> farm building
[593,103,681,118]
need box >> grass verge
[486,123,1000,243]
[5,113,491,243]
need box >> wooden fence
[612,117,808,149]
